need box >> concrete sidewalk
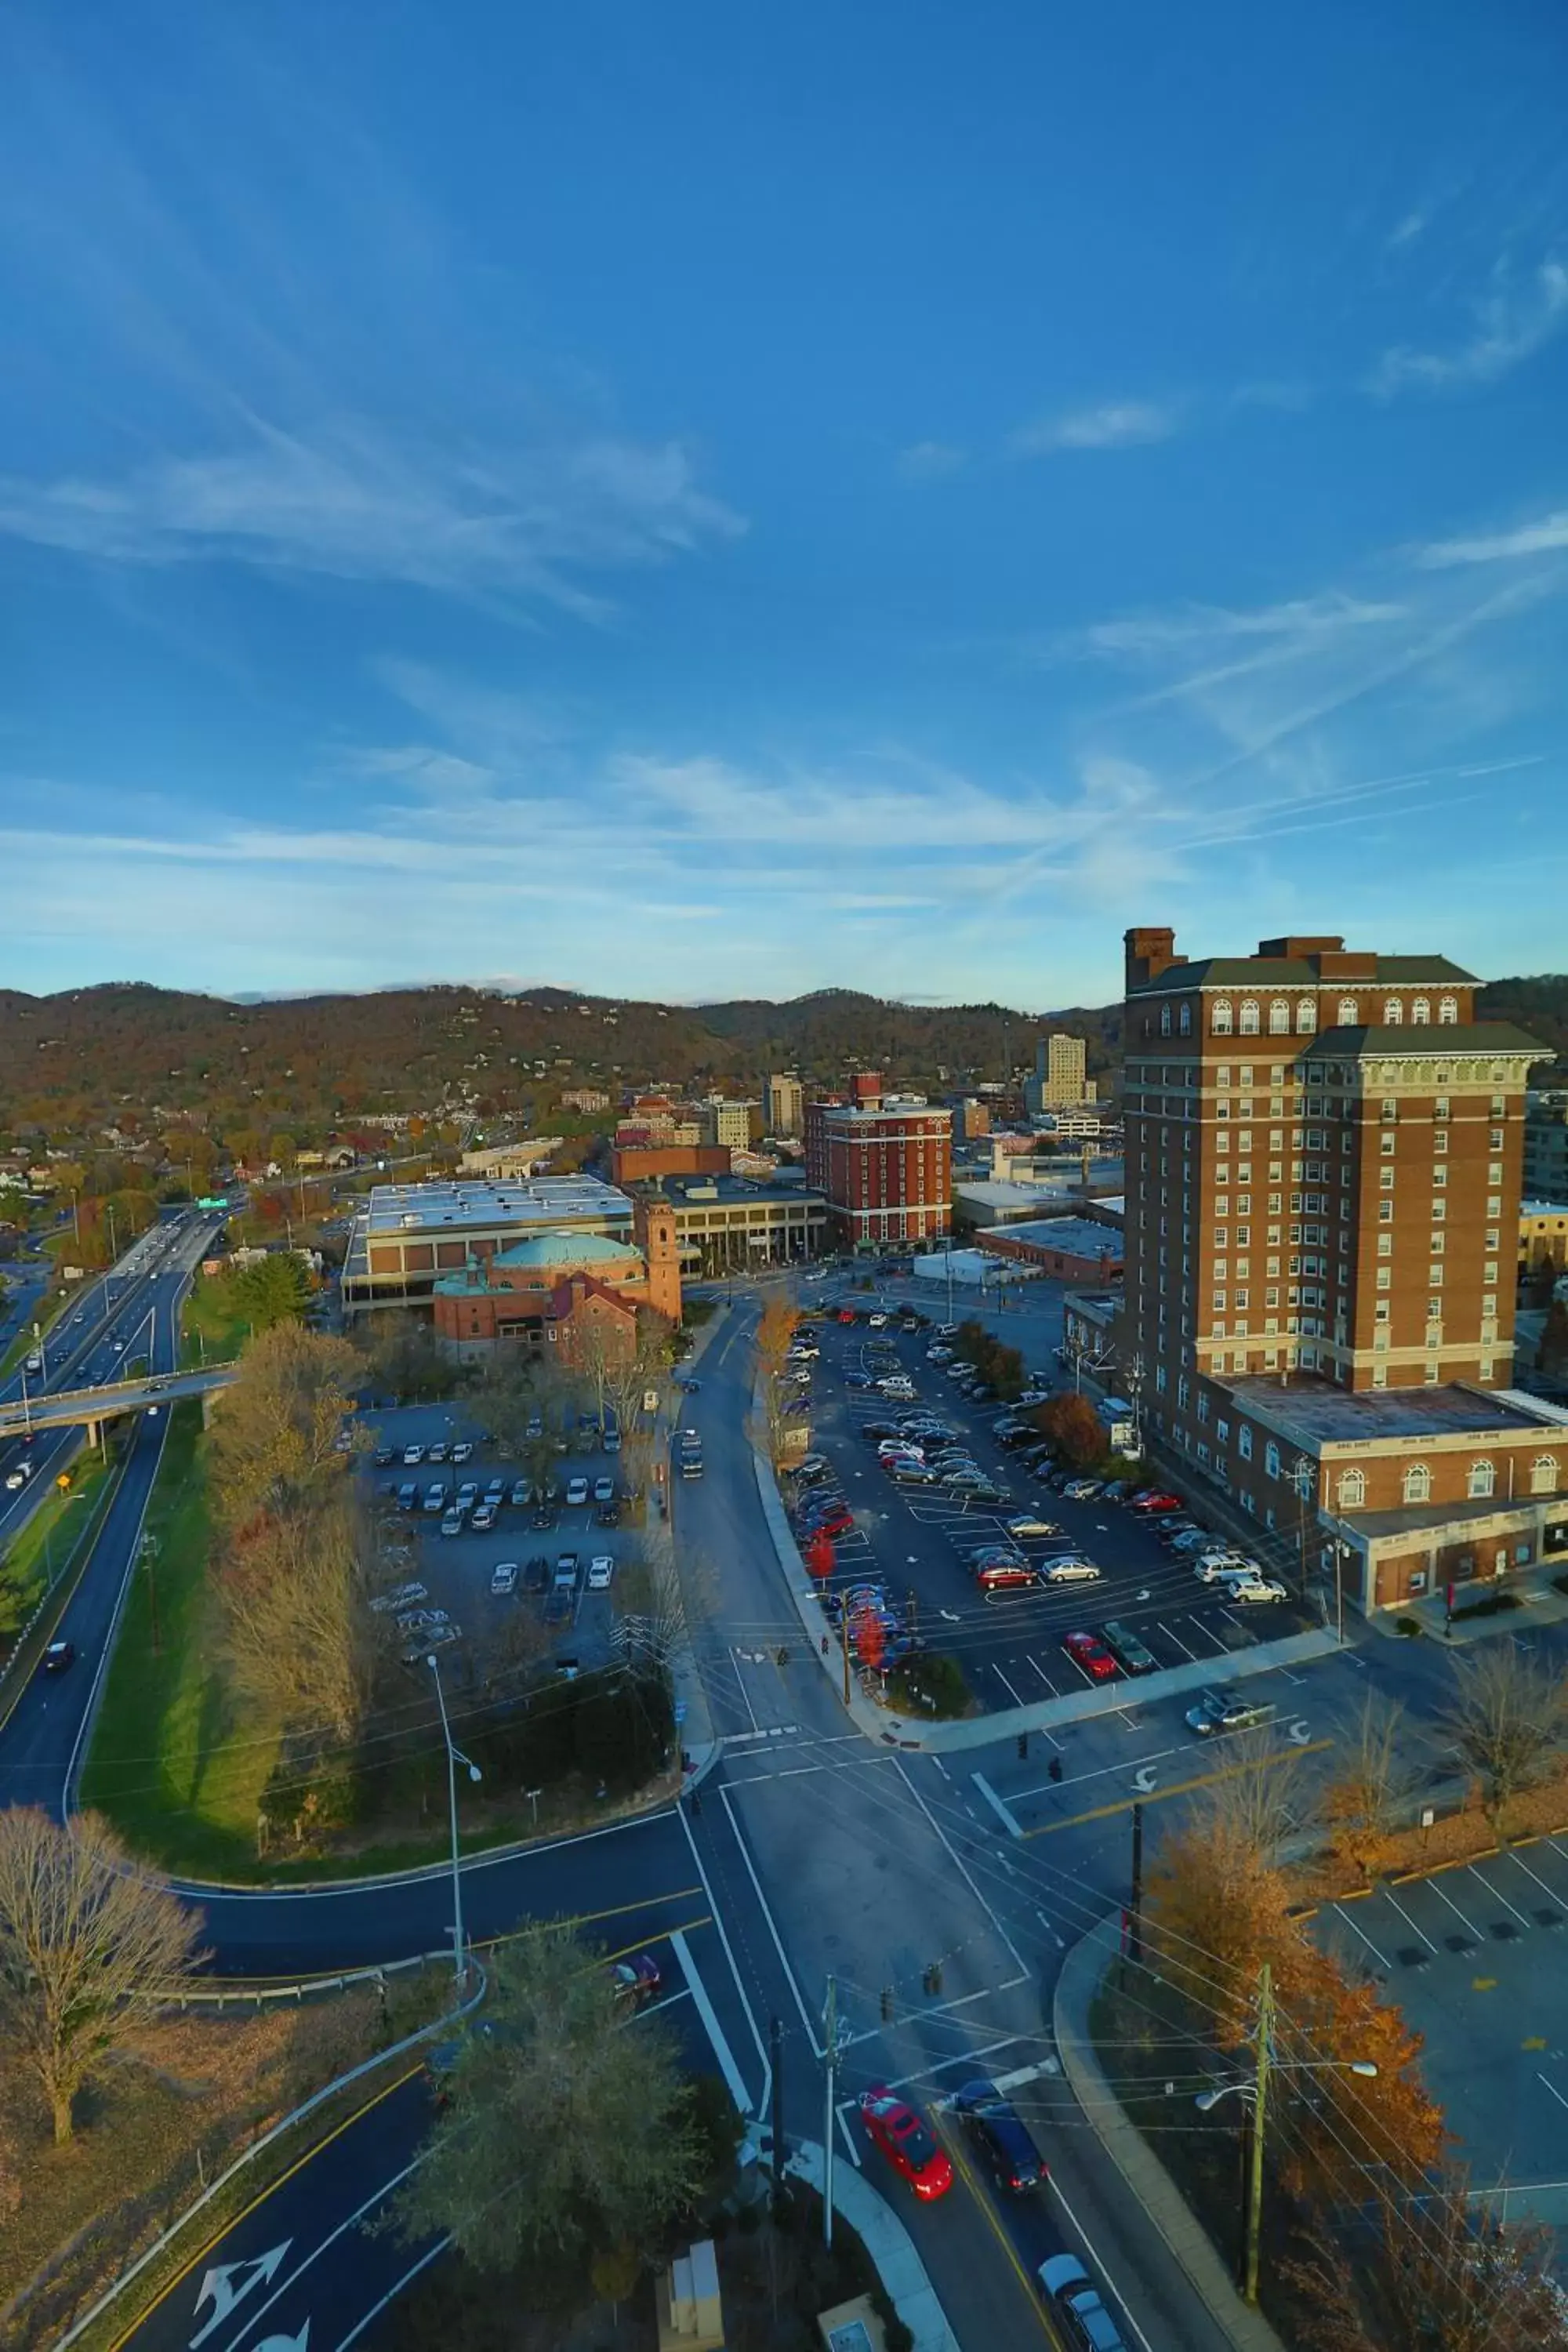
[785,2139,959,2352]
[1052,1914,1289,2352]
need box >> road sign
[643,1388,659,1414]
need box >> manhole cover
[1443,1935,1474,1955]
[1490,1922,1519,1941]
[1396,1947,1431,1969]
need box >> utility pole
[1129,1801,1145,1966]
[1244,1962,1273,2307]
[822,1975,838,2247]
[769,2015,786,2214]
[840,1608,851,1707]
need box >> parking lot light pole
[427,1653,482,1985]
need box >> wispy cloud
[1370,256,1568,395]
[1053,592,1406,662]
[897,440,967,481]
[1011,399,1178,456]
[1417,508,1568,568]
[0,415,745,612]
[1386,209,1428,252]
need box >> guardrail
[165,1947,455,2010]
[0,1365,238,1439]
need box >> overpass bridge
[0,1363,238,1445]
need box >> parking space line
[1424,1875,1484,1939]
[1500,1847,1568,1911]
[993,1663,1027,1707]
[1154,1619,1199,1661]
[1537,2073,1568,2114]
[1466,1863,1535,1933]
[1327,1902,1392,1973]
[1380,1888,1440,1955]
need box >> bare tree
[1439,1642,1568,1830]
[206,1322,361,1529]
[216,1490,375,1740]
[0,1807,205,2143]
[1323,1693,1423,1882]
[1195,1726,1316,1865]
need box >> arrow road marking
[1132,1766,1159,1795]
[1287,1720,1312,1745]
[253,2332,310,2352]
[190,2245,292,2347]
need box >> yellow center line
[1024,1740,1334,1835]
[929,2111,1062,2345]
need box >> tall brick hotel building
[1119,927,1568,1613]
[804,1073,953,1250]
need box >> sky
[1,2,1565,1011]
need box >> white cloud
[1011,400,1178,456]
[1417,509,1568,568]
[1370,257,1568,395]
[1386,209,1428,251]
[1057,592,1406,662]
[0,414,745,611]
[897,440,967,480]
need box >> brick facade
[804,1074,953,1249]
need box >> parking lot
[1309,1837,1568,2237]
[357,1400,633,1679]
[785,1307,1312,1715]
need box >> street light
[427,1653,482,1984]
[1196,2051,1377,2304]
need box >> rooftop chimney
[1123,927,1187,994]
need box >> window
[1178,1000,1192,1036]
[1337,1468,1365,1508]
[1160,1003,1171,1036]
[1384,997,1403,1024]
[1434,1130,1448,1153]
[1381,1097,1398,1123]
[1269,998,1290,1034]
[1197,1391,1210,1423]
[1439,996,1458,1025]
[1239,1424,1253,1460]
[1296,998,1315,1033]
[1431,1232,1445,1254]
[1380,1166,1395,1189]
[1377,1267,1392,1289]
[1468,1461,1496,1499]
[1265,1440,1281,1480]
[1403,1463,1432,1504]
[1378,1200,1393,1221]
[1381,1133,1396,1156]
[1531,1455,1559,1494]
[1434,1096,1449,1121]
[1412,997,1430,1025]
[1433,1163,1447,1185]
[1432,1199,1446,1221]
[1337,996,1359,1025]
[1212,1000,1233,1035]
[1240,1000,1260,1035]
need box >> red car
[803,1503,854,1539]
[1129,1490,1184,1515]
[837,1307,857,1324]
[976,1559,1040,1592]
[609,1952,662,2006]
[1062,1630,1119,1682]
[858,2085,953,2200]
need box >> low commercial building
[637,1171,829,1273]
[429,1202,682,1360]
[1524,1089,1568,1202]
[1519,1200,1568,1275]
[341,1174,635,1317]
[612,1144,731,1185]
[978,1217,1126,1282]
[1062,1288,1123,1372]
[458,1141,564,1178]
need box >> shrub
[886,1652,968,1718]
[1450,1589,1522,1623]
[1395,1616,1423,1638]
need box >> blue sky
[2,2,1565,1010]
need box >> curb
[1051,1913,1290,2352]
[785,2140,958,2352]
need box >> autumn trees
[1439,1642,1568,1830]
[1034,1389,1107,1470]
[0,1808,203,2143]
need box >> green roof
[1301,1022,1549,1060]
[490,1232,641,1269]
[1129,953,1478,996]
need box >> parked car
[455,1483,480,1512]
[1228,1574,1290,1605]
[1129,1490,1185,1515]
[565,1476,590,1507]
[401,1443,425,1467]
[427,1442,448,1465]
[423,1483,448,1513]
[975,1559,1041,1592]
[586,1555,615,1591]
[951,2079,1044,2191]
[451,1441,474,1465]
[593,1476,615,1504]
[489,1561,518,1596]
[372,1446,395,1468]
[1100,1620,1159,1675]
[857,2087,953,2201]
[439,1510,464,1537]
[1062,1631,1118,1682]
[1062,1478,1103,1501]
[396,1482,419,1511]
[510,1479,530,1508]
[1192,1554,1259,1583]
[523,1555,550,1594]
[1005,1512,1062,1540]
[370,1581,427,1613]
[471,1503,498,1532]
[531,1504,557,1530]
[1043,1555,1103,1584]
[1037,2253,1127,2351]
[1185,1689,1276,1737]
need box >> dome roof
[491,1231,641,1269]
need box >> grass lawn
[78,1403,282,1881]
[0,1444,118,1648]
[180,1272,254,1369]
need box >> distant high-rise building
[1525,1089,1568,1203]
[804,1075,953,1250]
[697,1098,756,1152]
[766,1074,804,1137]
[1024,1031,1094,1116]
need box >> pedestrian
[1048,1755,1063,1784]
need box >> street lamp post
[427,1653,482,1984]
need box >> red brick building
[1118,925,1568,1612]
[430,1199,681,1360]
[979,1217,1124,1283]
[804,1075,953,1250]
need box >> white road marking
[1467,1862,1535,1933]
[1537,2072,1568,2114]
[1380,1888,1439,1955]
[971,1773,1024,1840]
[670,1928,752,2117]
[713,1786,824,2057]
[1424,1873,1483,1940]
[1328,1902,1392,1972]
[891,1757,1029,1978]
[334,2237,451,2349]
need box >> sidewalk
[1052,1914,1289,2352]
[1363,1569,1568,1646]
[784,2139,958,2352]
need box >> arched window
[1239,1000,1260,1035]
[1265,1439,1282,1480]
[1178,1001,1192,1036]
[1531,1454,1560,1494]
[1338,997,1359,1025]
[1467,1459,1496,1499]
[1402,1462,1431,1504]
[1212,1000,1233,1035]
[1384,998,1403,1025]
[1160,1003,1171,1036]
[1296,999,1315,1033]
[1269,998,1290,1034]
[1412,997,1431,1025]
[1337,1468,1365,1508]
[1438,996,1458,1025]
